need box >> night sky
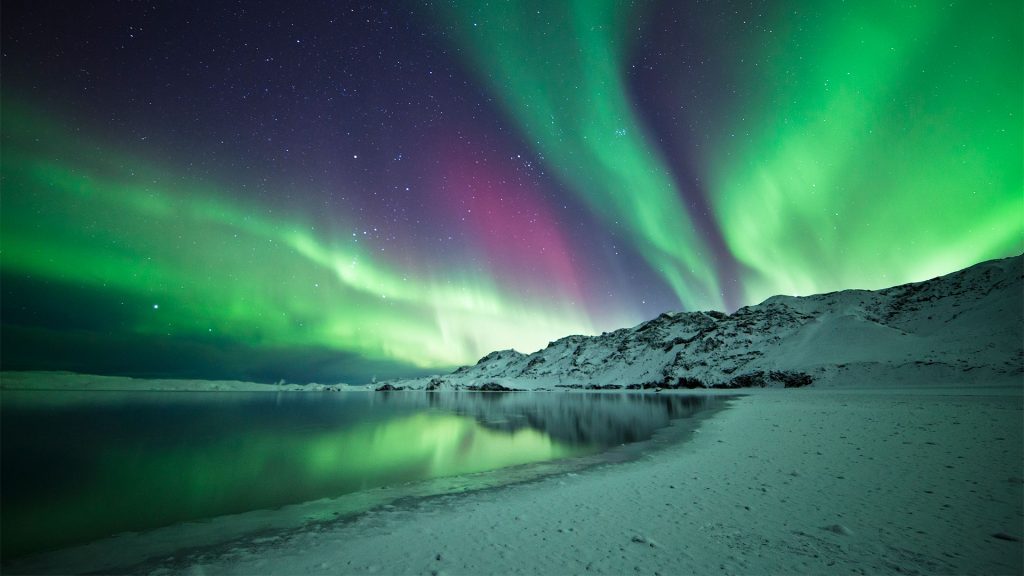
[2,1,1021,383]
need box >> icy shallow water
[1,390,725,564]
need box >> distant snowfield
[10,387,1020,575]
[0,372,372,392]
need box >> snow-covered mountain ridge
[395,255,1022,390]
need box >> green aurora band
[704,1,1023,303]
[437,0,1022,306]
[434,0,726,311]
[0,103,595,371]
[2,1,1021,376]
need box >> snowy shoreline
[0,371,372,392]
[11,385,1020,575]
[195,387,1022,575]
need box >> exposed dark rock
[771,370,813,388]
[696,337,723,353]
[375,383,404,391]
[425,378,446,391]
[476,382,519,392]
[729,371,769,388]
[724,370,813,389]
[525,356,547,369]
[662,337,684,352]
[424,255,1020,392]
[676,376,706,389]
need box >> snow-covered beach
[35,385,1007,576]
[4,256,1022,575]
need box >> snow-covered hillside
[396,255,1023,390]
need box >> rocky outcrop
[397,255,1023,390]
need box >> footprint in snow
[821,524,854,536]
[631,535,659,548]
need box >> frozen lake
[1,390,726,564]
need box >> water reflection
[1,391,719,559]
[419,391,711,446]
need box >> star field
[1,1,1020,382]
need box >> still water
[1,390,724,560]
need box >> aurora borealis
[1,1,1021,383]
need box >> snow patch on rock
[396,255,1023,390]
